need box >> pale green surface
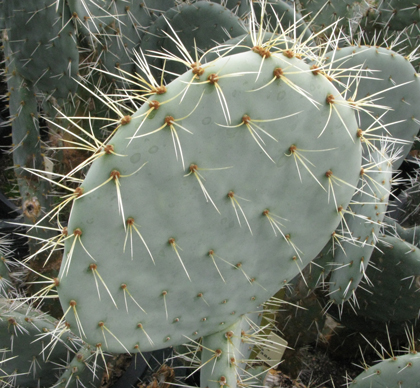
[4,0,78,97]
[329,148,392,303]
[59,49,361,353]
[328,45,420,169]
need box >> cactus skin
[56,44,361,353]
[390,177,420,227]
[204,32,292,63]
[200,310,271,388]
[352,235,420,323]
[4,43,53,237]
[53,343,104,388]
[220,0,251,17]
[67,0,175,39]
[140,2,246,82]
[67,0,177,85]
[0,299,79,387]
[0,253,14,298]
[3,0,79,98]
[326,45,420,169]
[252,0,312,42]
[375,0,420,30]
[200,314,253,388]
[3,32,64,317]
[349,352,420,387]
[4,55,50,226]
[383,215,420,244]
[297,0,365,33]
[6,0,420,384]
[328,148,392,304]
[0,299,105,387]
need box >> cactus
[52,342,104,388]
[140,1,246,83]
[200,312,267,388]
[252,0,312,42]
[3,0,420,386]
[52,37,362,354]
[2,31,62,301]
[3,0,79,98]
[374,0,420,31]
[297,0,366,34]
[349,351,420,387]
[0,298,105,387]
[324,45,420,169]
[328,146,393,304]
[350,235,420,323]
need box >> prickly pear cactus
[55,41,362,353]
[53,342,104,388]
[140,1,246,82]
[3,0,79,98]
[349,352,420,387]
[200,311,265,388]
[353,235,420,323]
[0,299,83,386]
[326,45,420,168]
[328,147,393,303]
[297,0,365,33]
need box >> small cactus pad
[329,147,392,303]
[349,352,420,387]
[140,1,245,81]
[353,235,420,322]
[327,45,420,168]
[0,300,78,386]
[4,0,79,98]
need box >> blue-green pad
[376,0,420,30]
[349,352,420,387]
[353,235,420,322]
[297,0,364,32]
[0,300,78,387]
[58,48,361,353]
[140,2,245,81]
[252,0,312,42]
[67,0,176,39]
[201,312,262,388]
[3,0,79,98]
[329,147,392,303]
[327,45,420,169]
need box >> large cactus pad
[58,46,362,353]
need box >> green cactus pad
[349,352,420,387]
[353,235,420,322]
[221,0,251,18]
[0,257,13,297]
[67,0,176,39]
[57,46,361,353]
[328,147,392,303]
[53,343,104,388]
[298,0,364,33]
[204,32,293,63]
[376,0,420,30]
[326,45,420,168]
[4,0,79,98]
[252,0,312,42]
[383,215,420,244]
[201,313,262,388]
[140,2,245,81]
[0,300,78,387]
